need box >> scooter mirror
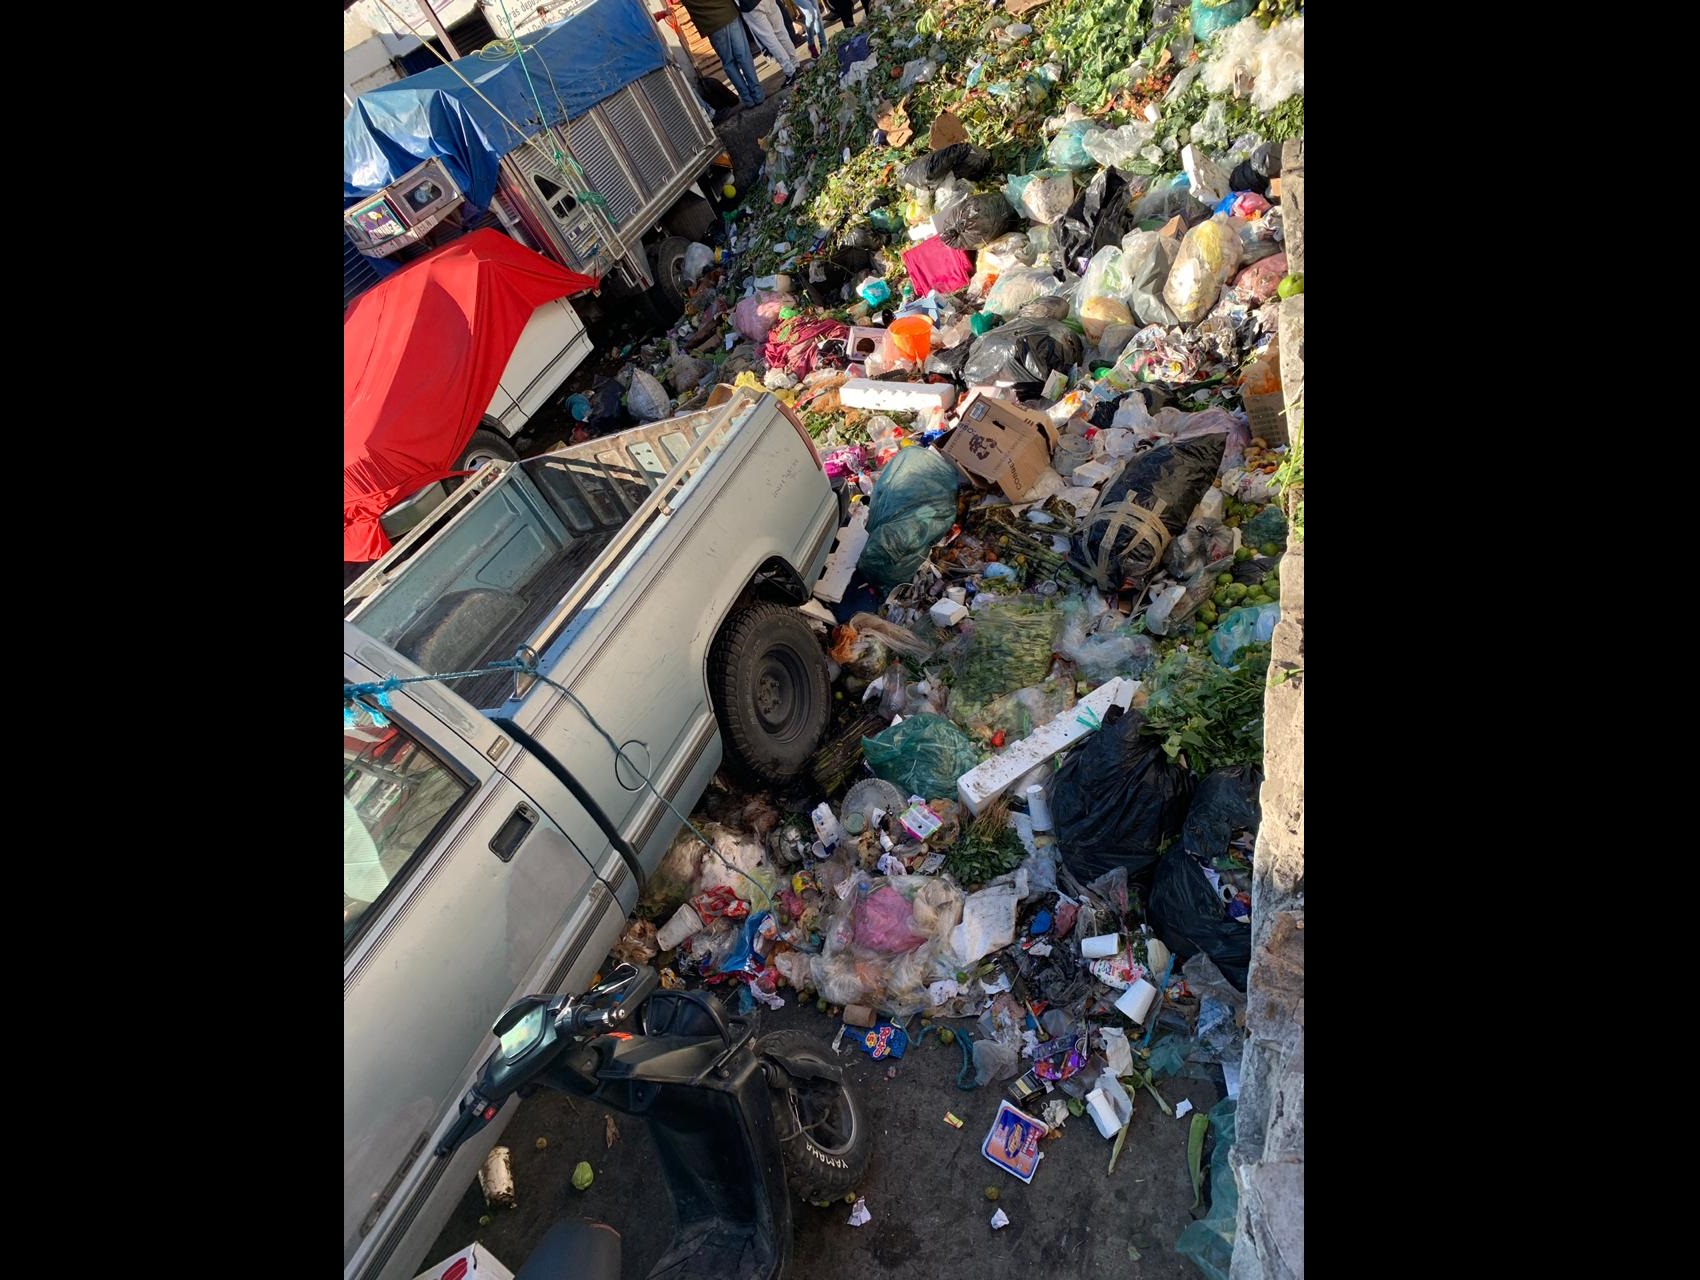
[491,994,557,1062]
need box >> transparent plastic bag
[626,369,671,422]
[965,671,1077,742]
[1163,216,1244,325]
[971,1037,1020,1086]
[1208,602,1278,666]
[1057,598,1159,681]
[1075,245,1134,310]
[981,266,1072,318]
[950,596,1065,713]
[1004,168,1076,225]
[1084,122,1155,170]
[1047,120,1101,171]
[1175,1099,1239,1280]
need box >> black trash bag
[1070,432,1227,590]
[1131,184,1216,228]
[1230,141,1282,194]
[900,143,993,189]
[925,340,975,379]
[1147,766,1261,991]
[1052,707,1195,884]
[1128,232,1182,328]
[802,247,873,308]
[1052,167,1139,269]
[1229,556,1279,586]
[936,191,1014,251]
[961,317,1083,390]
[1083,393,1124,431]
[585,377,628,433]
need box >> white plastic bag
[681,242,714,284]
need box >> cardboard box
[413,1243,515,1280]
[943,390,1060,501]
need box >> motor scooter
[437,963,869,1280]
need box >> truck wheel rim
[753,647,807,739]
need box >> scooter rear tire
[762,1030,870,1203]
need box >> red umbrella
[344,230,599,562]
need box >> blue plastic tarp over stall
[344,0,667,211]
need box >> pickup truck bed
[345,407,729,712]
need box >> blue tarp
[344,0,667,210]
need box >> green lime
[1194,620,1209,635]
[1217,572,1233,586]
[939,1027,956,1045]
[1276,272,1305,299]
[1198,602,1218,624]
[1259,542,1281,557]
[1226,583,1249,601]
[986,1186,1001,1201]
[1234,547,1253,562]
[817,998,828,1013]
[1213,589,1233,608]
[572,1161,594,1191]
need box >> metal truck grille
[641,67,710,160]
[605,86,673,193]
[567,114,640,228]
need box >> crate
[1241,343,1288,447]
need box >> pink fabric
[902,236,973,297]
[763,315,849,379]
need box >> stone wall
[1228,139,1304,1280]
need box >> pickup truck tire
[709,603,830,785]
[664,193,717,244]
[647,236,692,322]
[454,429,519,480]
[761,1030,870,1204]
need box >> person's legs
[828,0,854,28]
[793,0,824,56]
[775,0,803,46]
[745,0,798,78]
[707,21,763,106]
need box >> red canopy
[344,230,599,562]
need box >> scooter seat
[513,1219,622,1280]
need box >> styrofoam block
[929,598,969,626]
[956,678,1138,816]
[1070,459,1116,487]
[839,379,958,414]
[814,503,870,604]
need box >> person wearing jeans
[788,0,824,57]
[741,0,799,83]
[680,0,764,106]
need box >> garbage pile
[616,0,1301,1254]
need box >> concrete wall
[1229,139,1304,1280]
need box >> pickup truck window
[344,711,471,944]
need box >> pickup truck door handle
[489,803,538,862]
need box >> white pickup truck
[342,388,843,1280]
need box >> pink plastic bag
[852,886,928,953]
[735,291,791,343]
[1230,252,1288,306]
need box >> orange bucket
[887,315,933,364]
